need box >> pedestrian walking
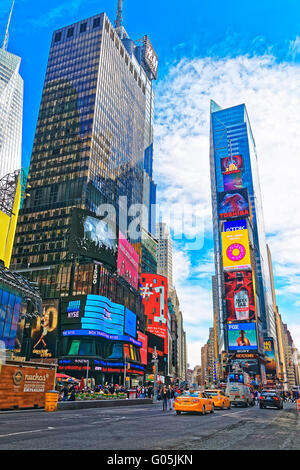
[255,390,260,406]
[62,384,69,402]
[168,386,175,411]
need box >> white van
[225,373,254,407]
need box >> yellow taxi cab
[174,390,214,415]
[205,389,231,410]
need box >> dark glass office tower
[11,12,157,385]
[210,101,276,385]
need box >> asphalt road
[0,401,299,450]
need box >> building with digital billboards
[209,101,277,384]
[0,2,23,179]
[10,10,157,384]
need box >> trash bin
[44,390,59,412]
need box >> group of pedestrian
[158,385,177,411]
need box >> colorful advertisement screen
[221,155,243,173]
[228,322,257,351]
[31,300,58,359]
[140,274,168,354]
[117,231,139,290]
[223,171,242,192]
[69,208,118,269]
[218,188,250,220]
[222,229,251,271]
[137,331,148,365]
[224,219,247,232]
[224,270,256,322]
[264,338,276,377]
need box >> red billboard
[117,231,139,290]
[224,270,256,322]
[140,274,168,354]
[137,331,148,365]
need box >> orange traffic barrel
[44,390,59,412]
[297,399,300,411]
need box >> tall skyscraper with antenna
[0,0,23,179]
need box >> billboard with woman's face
[30,300,58,359]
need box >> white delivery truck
[225,372,254,407]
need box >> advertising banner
[221,155,243,173]
[124,308,137,339]
[264,338,277,377]
[227,322,258,351]
[223,171,242,192]
[224,219,247,232]
[224,270,256,322]
[222,229,251,271]
[31,300,58,359]
[218,188,250,220]
[140,274,168,354]
[117,231,139,290]
[69,208,118,269]
[137,331,148,365]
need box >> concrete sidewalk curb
[57,398,153,410]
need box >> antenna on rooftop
[2,0,15,51]
[115,0,123,30]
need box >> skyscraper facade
[0,4,23,179]
[11,12,158,385]
[156,222,173,289]
[210,101,276,384]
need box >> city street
[0,402,299,450]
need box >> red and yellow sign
[222,229,251,271]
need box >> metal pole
[124,355,127,389]
[86,359,89,382]
[153,346,158,402]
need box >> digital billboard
[69,208,118,269]
[223,171,242,192]
[124,308,137,339]
[117,231,139,290]
[222,229,251,271]
[31,300,58,359]
[224,219,247,232]
[264,338,276,377]
[221,155,243,173]
[140,274,168,354]
[142,35,158,80]
[224,271,256,322]
[218,188,250,220]
[137,331,148,365]
[227,322,257,351]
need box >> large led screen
[218,188,250,220]
[137,331,148,365]
[264,338,276,377]
[124,308,137,339]
[31,300,58,359]
[223,171,242,192]
[222,229,251,271]
[117,231,139,290]
[224,219,247,232]
[82,295,124,336]
[140,274,168,354]
[221,155,243,173]
[228,322,257,351]
[224,270,256,322]
[69,208,118,268]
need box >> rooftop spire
[2,0,15,51]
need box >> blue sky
[2,0,300,366]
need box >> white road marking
[0,427,55,438]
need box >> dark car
[259,390,283,409]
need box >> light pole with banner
[152,347,159,402]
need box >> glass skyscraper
[0,13,23,179]
[210,101,276,384]
[11,12,157,385]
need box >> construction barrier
[297,399,300,411]
[45,390,59,412]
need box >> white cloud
[154,55,300,362]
